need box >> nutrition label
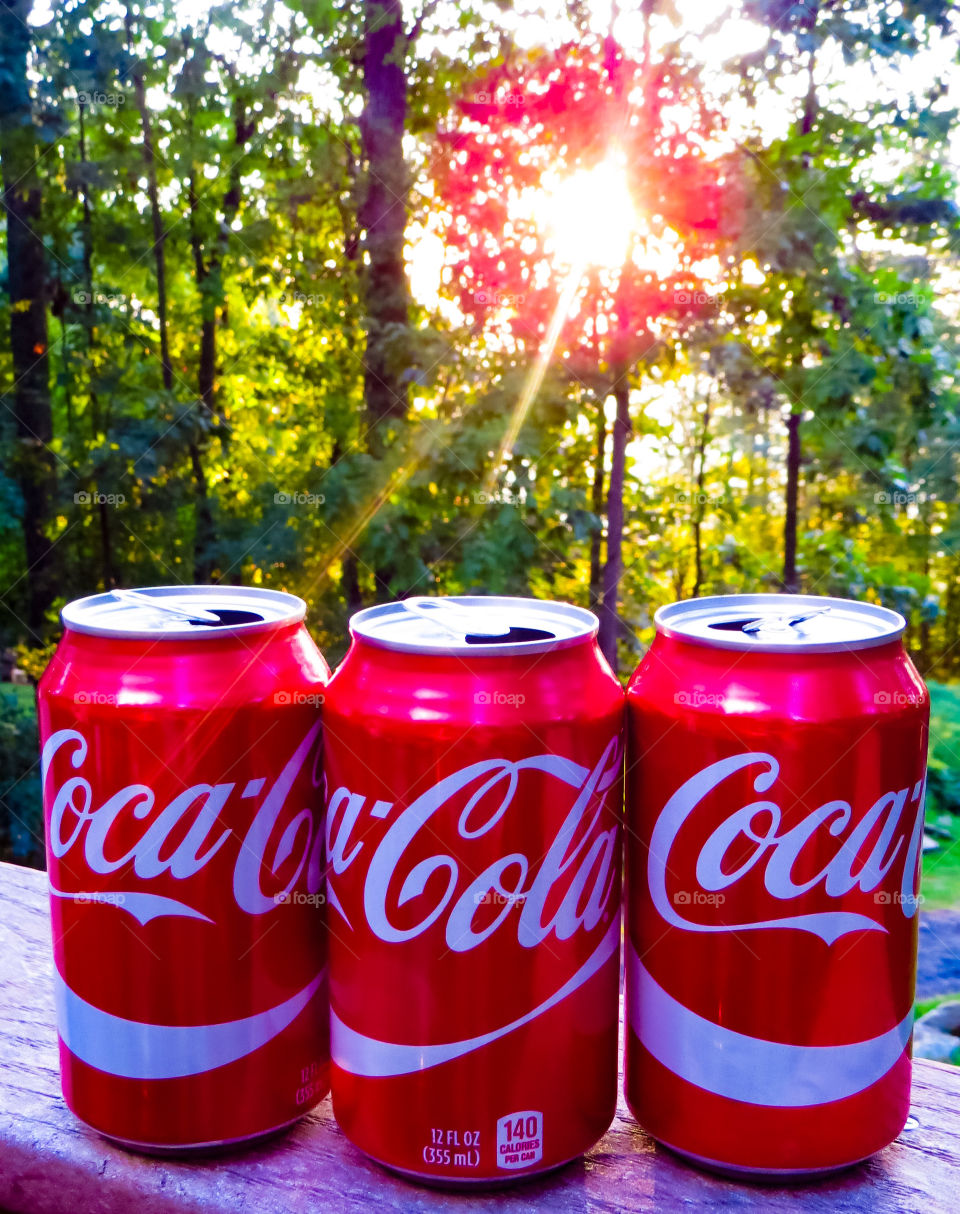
[295,1060,325,1107]
[422,1126,481,1169]
[496,1110,544,1169]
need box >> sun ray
[485,155,637,493]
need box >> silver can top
[655,593,906,654]
[61,585,306,640]
[350,595,598,656]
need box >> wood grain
[0,860,957,1214]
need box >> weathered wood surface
[0,859,958,1214]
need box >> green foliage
[0,686,43,868]
[915,681,960,909]
[1,0,960,681]
[927,681,960,812]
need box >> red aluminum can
[323,596,624,1183]
[38,586,330,1151]
[625,594,929,1177]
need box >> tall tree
[360,0,410,455]
[0,0,57,630]
[432,33,728,667]
[734,0,958,592]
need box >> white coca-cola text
[325,737,621,952]
[42,723,324,921]
[648,751,927,944]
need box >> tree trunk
[918,503,932,675]
[197,309,216,415]
[341,554,363,617]
[186,84,253,579]
[335,153,364,616]
[690,388,713,598]
[0,0,57,630]
[126,6,173,389]
[128,10,216,582]
[97,501,115,590]
[185,189,216,580]
[595,0,639,669]
[781,44,817,596]
[782,408,801,593]
[598,366,631,670]
[329,438,364,613]
[360,0,409,453]
[588,400,607,611]
[196,91,250,426]
[76,103,115,590]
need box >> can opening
[659,596,903,652]
[464,625,556,645]
[184,608,265,628]
[708,618,762,632]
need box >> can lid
[61,585,306,640]
[350,596,598,656]
[655,594,906,654]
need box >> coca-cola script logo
[42,722,325,924]
[649,751,927,944]
[327,736,622,1078]
[629,750,926,1108]
[42,721,328,1080]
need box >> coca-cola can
[625,593,929,1176]
[38,586,330,1151]
[323,596,624,1183]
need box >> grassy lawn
[922,681,960,910]
[915,992,960,1019]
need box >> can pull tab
[741,607,831,635]
[112,589,222,625]
[401,597,508,638]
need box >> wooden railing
[0,859,956,1213]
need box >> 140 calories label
[497,1110,543,1170]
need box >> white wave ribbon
[332,916,620,1077]
[55,968,326,1080]
[49,882,213,925]
[627,944,913,1107]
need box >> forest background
[4,0,960,881]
